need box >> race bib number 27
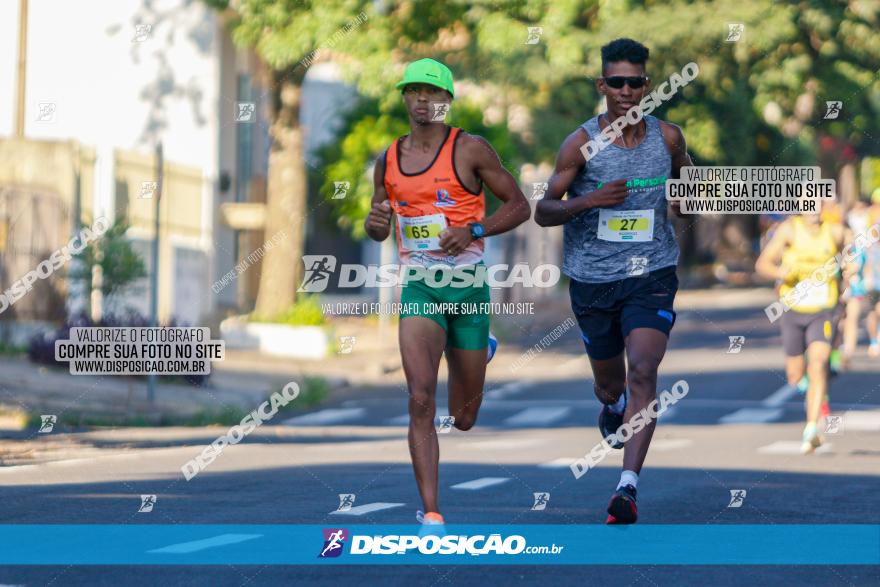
[597,209,655,242]
[398,213,448,251]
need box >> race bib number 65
[597,209,655,242]
[398,213,448,251]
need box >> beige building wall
[114,149,208,324]
[0,138,97,320]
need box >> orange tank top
[384,126,486,267]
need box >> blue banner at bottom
[0,525,877,565]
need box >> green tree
[207,0,880,283]
[316,99,522,238]
[203,0,364,317]
[70,218,147,306]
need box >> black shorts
[781,309,835,356]
[568,266,678,360]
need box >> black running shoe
[606,484,638,525]
[598,397,625,449]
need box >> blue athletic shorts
[568,266,678,360]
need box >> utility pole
[14,0,28,138]
[147,142,163,403]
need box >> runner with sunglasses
[365,59,530,531]
[536,38,690,524]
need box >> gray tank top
[563,114,679,283]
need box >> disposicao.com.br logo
[317,528,563,558]
[298,255,560,292]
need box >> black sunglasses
[602,76,649,89]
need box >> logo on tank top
[597,175,667,190]
[434,189,457,208]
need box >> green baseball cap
[396,58,455,97]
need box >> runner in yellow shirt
[756,211,846,453]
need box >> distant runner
[866,189,880,356]
[756,209,846,454]
[535,38,690,524]
[841,199,872,363]
[365,58,530,531]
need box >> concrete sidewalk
[0,354,324,428]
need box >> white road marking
[762,384,798,407]
[375,397,880,410]
[841,410,880,431]
[504,407,571,426]
[451,477,511,490]
[719,408,784,424]
[658,406,678,420]
[469,438,546,451]
[538,457,579,469]
[387,412,452,426]
[758,441,833,454]
[283,408,366,426]
[328,502,405,516]
[148,534,262,554]
[484,381,529,400]
[718,383,794,424]
[650,439,693,451]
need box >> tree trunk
[254,68,307,319]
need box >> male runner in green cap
[365,58,530,529]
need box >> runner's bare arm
[661,122,693,219]
[755,220,793,281]
[437,134,529,255]
[465,134,531,236]
[365,151,392,242]
[535,128,628,226]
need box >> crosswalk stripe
[719,408,783,424]
[717,383,794,424]
[659,406,678,420]
[148,534,262,554]
[650,439,693,451]
[386,412,452,426]
[841,410,880,431]
[451,477,510,490]
[328,502,405,516]
[538,457,578,469]
[469,438,546,451]
[758,441,832,454]
[283,408,366,426]
[504,407,571,426]
[484,382,529,400]
[762,384,797,407]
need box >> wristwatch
[469,222,485,240]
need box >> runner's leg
[842,297,861,360]
[805,340,831,426]
[622,328,669,473]
[868,301,880,355]
[400,316,447,514]
[590,353,627,405]
[446,347,488,431]
[443,267,491,431]
[785,355,806,388]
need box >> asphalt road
[1,295,879,586]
